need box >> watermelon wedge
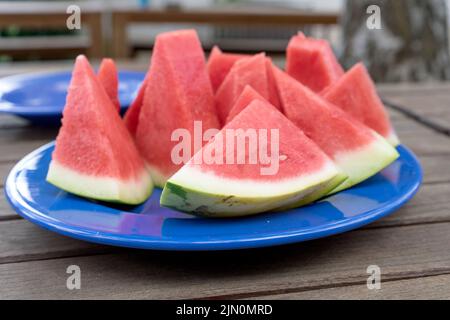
[124,75,148,136]
[160,99,345,217]
[286,32,344,93]
[135,29,220,187]
[207,46,248,92]
[215,53,280,125]
[273,67,399,193]
[47,55,153,205]
[322,63,400,146]
[226,85,267,123]
[97,58,120,112]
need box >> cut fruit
[273,67,399,193]
[215,53,280,125]
[97,58,120,112]
[124,75,148,136]
[161,99,345,217]
[47,55,153,205]
[225,85,267,123]
[135,29,220,187]
[265,57,282,109]
[286,32,344,93]
[322,63,400,146]
[207,46,248,92]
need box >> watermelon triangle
[273,66,399,193]
[286,32,344,93]
[161,99,344,217]
[207,46,248,93]
[124,74,148,136]
[135,30,220,187]
[97,58,120,112]
[225,85,268,124]
[322,63,399,146]
[47,55,153,204]
[215,53,281,125]
[265,57,281,109]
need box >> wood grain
[251,273,450,300]
[1,222,450,299]
[368,182,450,228]
[380,84,450,135]
[0,220,111,264]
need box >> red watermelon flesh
[215,53,280,125]
[322,63,399,146]
[286,32,344,93]
[273,67,399,193]
[265,57,282,109]
[124,75,148,136]
[135,29,220,187]
[161,99,344,217]
[226,85,267,123]
[97,58,120,112]
[46,55,153,205]
[207,46,248,92]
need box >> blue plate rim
[4,142,423,251]
[0,70,146,116]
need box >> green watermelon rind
[47,160,154,205]
[160,162,342,218]
[329,131,400,194]
[275,171,348,212]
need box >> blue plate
[0,71,146,125]
[5,143,422,251]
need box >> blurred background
[0,0,449,83]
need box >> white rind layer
[160,161,341,217]
[47,160,154,205]
[147,164,170,188]
[386,130,400,147]
[331,131,399,193]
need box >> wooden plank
[392,117,450,156]
[369,183,450,228]
[0,220,111,265]
[0,140,53,163]
[384,94,450,134]
[0,126,56,162]
[0,161,14,188]
[0,192,18,221]
[251,273,450,299]
[420,154,450,184]
[1,222,450,299]
[0,115,28,129]
[378,82,450,97]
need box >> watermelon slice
[273,67,399,193]
[322,63,400,146]
[215,53,280,125]
[161,99,345,217]
[97,58,120,112]
[135,29,220,187]
[207,46,248,92]
[265,57,282,109]
[124,75,148,136]
[286,32,344,93]
[225,85,267,123]
[47,55,153,204]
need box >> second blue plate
[0,71,145,124]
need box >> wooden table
[0,63,449,299]
[111,7,339,58]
